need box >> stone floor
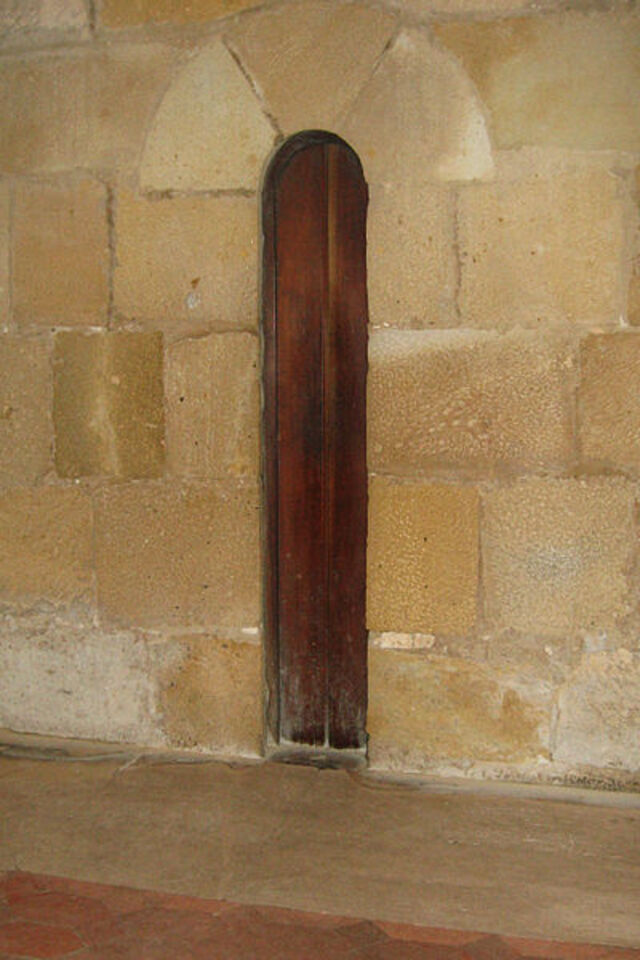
[1,733,639,956]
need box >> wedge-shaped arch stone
[140,40,276,192]
[226,1,397,136]
[341,29,494,184]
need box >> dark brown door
[263,131,368,750]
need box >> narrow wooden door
[263,131,368,750]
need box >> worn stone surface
[368,649,545,770]
[0,336,52,487]
[102,0,261,26]
[114,191,257,335]
[369,329,573,478]
[166,332,259,479]
[0,181,8,328]
[458,168,625,329]
[554,649,640,769]
[95,481,260,630]
[13,179,109,327]
[628,166,640,327]
[0,46,173,174]
[0,610,163,745]
[140,41,275,192]
[0,486,92,607]
[159,634,262,755]
[483,479,635,637]
[0,0,87,42]
[367,183,456,328]
[367,478,479,635]
[579,333,640,473]
[53,331,165,480]
[340,29,493,184]
[227,1,397,137]
[434,13,640,153]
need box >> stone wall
[0,0,638,787]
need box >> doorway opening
[262,131,369,757]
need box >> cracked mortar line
[106,183,116,328]
[451,188,463,327]
[222,34,283,141]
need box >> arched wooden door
[263,131,368,751]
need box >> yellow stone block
[367,478,479,635]
[0,336,52,487]
[102,0,261,27]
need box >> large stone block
[139,41,275,192]
[95,481,260,630]
[579,334,640,473]
[483,479,635,637]
[367,478,479,635]
[0,610,163,745]
[166,332,259,479]
[367,183,457,328]
[0,335,52,487]
[13,179,109,327]
[340,28,493,184]
[102,0,261,26]
[0,487,93,607]
[53,331,165,480]
[368,329,573,477]
[553,649,640,770]
[226,1,397,137]
[159,634,262,755]
[114,191,257,335]
[458,169,625,328]
[368,649,545,770]
[433,13,640,152]
[0,45,173,174]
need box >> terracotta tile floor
[1,872,638,960]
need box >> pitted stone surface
[114,191,258,335]
[166,332,259,479]
[102,0,262,26]
[367,478,479,635]
[368,329,573,477]
[0,336,52,488]
[140,41,276,192]
[341,29,494,184]
[483,479,635,637]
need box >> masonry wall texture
[0,0,638,788]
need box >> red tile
[4,875,50,906]
[361,941,465,959]
[116,905,218,945]
[43,878,154,917]
[192,915,354,960]
[9,891,120,945]
[378,923,486,947]
[504,939,618,960]
[461,935,521,960]
[0,921,83,958]
[242,903,354,928]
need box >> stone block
[458,169,625,328]
[0,45,173,174]
[227,2,397,137]
[166,332,259,479]
[340,29,493,184]
[0,487,93,607]
[482,479,635,637]
[368,329,573,477]
[0,610,163,745]
[53,331,165,479]
[95,481,260,630]
[101,0,261,27]
[367,478,479,635]
[367,183,457,328]
[368,649,545,770]
[554,648,640,769]
[140,41,275,192]
[13,179,109,327]
[579,334,640,473]
[433,13,640,152]
[159,634,262,755]
[0,181,9,328]
[0,335,53,487]
[114,191,257,335]
[0,0,87,43]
